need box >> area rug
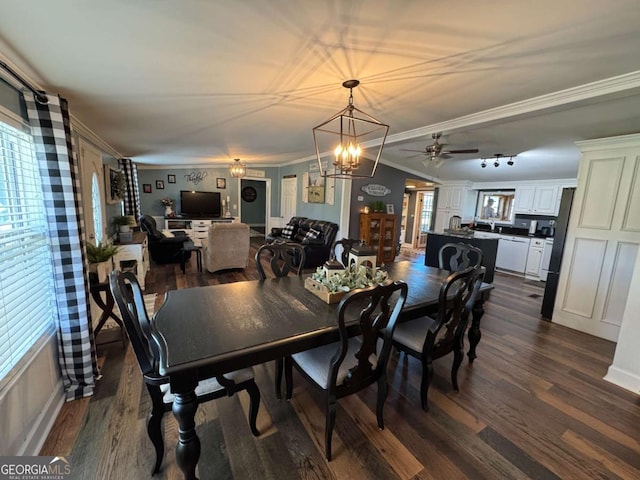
[144,293,157,316]
[400,245,425,256]
[249,229,265,237]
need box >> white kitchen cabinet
[434,183,476,232]
[514,185,559,215]
[495,235,530,273]
[525,238,545,279]
[439,185,465,210]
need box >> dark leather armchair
[139,215,191,264]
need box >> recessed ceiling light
[406,185,416,188]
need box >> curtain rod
[0,59,48,104]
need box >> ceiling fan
[401,133,479,168]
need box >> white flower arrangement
[311,262,389,293]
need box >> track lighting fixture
[481,153,516,168]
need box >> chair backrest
[429,266,485,359]
[331,280,408,393]
[255,243,306,280]
[139,214,164,241]
[438,242,483,272]
[109,270,159,377]
[331,238,359,266]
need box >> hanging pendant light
[229,158,246,178]
[312,80,389,179]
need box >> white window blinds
[0,118,56,382]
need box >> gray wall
[137,166,280,219]
[348,160,411,240]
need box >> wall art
[167,174,176,183]
[361,184,391,197]
[184,171,208,185]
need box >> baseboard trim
[19,379,65,455]
[604,366,640,395]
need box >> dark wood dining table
[150,260,492,480]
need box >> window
[476,190,515,224]
[419,191,434,232]
[0,117,56,382]
[91,173,103,244]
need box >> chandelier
[229,158,246,178]
[312,80,389,179]
[481,154,516,168]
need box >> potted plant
[370,200,385,212]
[112,215,132,233]
[87,242,119,282]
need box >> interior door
[78,140,104,246]
[281,176,297,221]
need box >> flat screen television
[179,190,221,218]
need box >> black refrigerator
[541,187,576,319]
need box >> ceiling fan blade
[405,153,425,159]
[438,153,452,159]
[400,149,429,153]
[443,148,479,154]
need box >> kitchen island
[425,232,498,283]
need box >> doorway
[239,178,270,235]
[413,190,434,249]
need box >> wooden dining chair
[284,280,408,460]
[254,242,306,399]
[255,243,305,280]
[330,238,359,266]
[109,271,261,476]
[390,266,485,411]
[438,242,483,272]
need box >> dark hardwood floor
[42,240,640,479]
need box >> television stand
[165,217,237,246]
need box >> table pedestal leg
[172,387,200,480]
[467,297,485,363]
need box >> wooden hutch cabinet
[359,213,398,264]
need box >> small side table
[90,276,126,348]
[180,243,203,273]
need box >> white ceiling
[1,0,640,183]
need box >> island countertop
[424,232,498,283]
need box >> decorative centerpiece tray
[304,277,347,304]
[304,262,390,304]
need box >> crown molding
[387,71,640,145]
[71,115,122,159]
[576,132,640,151]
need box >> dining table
[150,260,492,480]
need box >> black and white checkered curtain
[119,158,141,220]
[25,94,98,401]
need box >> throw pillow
[302,228,323,244]
[281,225,295,239]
